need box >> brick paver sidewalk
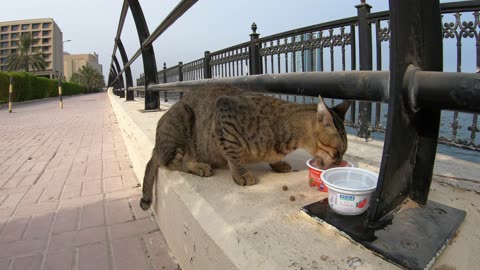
[0,93,178,270]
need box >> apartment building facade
[63,52,103,81]
[0,18,63,78]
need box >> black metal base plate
[301,199,466,270]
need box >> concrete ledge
[108,90,480,270]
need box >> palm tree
[70,64,105,92]
[6,33,47,72]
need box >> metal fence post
[58,78,63,109]
[163,63,167,102]
[163,62,167,83]
[203,51,212,79]
[249,23,262,75]
[356,0,373,139]
[116,39,134,101]
[370,0,445,219]
[8,76,13,113]
[178,61,183,82]
[113,55,126,98]
[128,0,159,110]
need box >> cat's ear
[317,96,334,127]
[332,100,352,121]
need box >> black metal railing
[107,1,480,268]
[131,2,480,152]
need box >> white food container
[321,167,378,215]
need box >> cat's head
[309,96,351,168]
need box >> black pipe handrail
[134,71,480,114]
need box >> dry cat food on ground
[289,196,296,201]
[282,185,288,191]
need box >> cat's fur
[140,85,351,210]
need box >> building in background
[63,52,102,81]
[0,18,63,78]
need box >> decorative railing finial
[251,22,257,34]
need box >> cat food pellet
[289,196,295,201]
[282,185,288,191]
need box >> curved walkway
[0,93,178,270]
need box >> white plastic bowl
[321,167,378,215]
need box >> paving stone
[0,185,29,197]
[53,207,80,235]
[18,188,45,206]
[11,252,43,270]
[143,231,180,270]
[83,180,103,196]
[0,207,14,219]
[0,216,30,243]
[78,241,109,270]
[104,176,124,193]
[79,201,105,229]
[0,257,11,270]
[45,248,74,270]
[61,183,83,200]
[2,175,24,189]
[110,218,157,240]
[106,188,141,201]
[49,225,106,251]
[0,238,46,258]
[106,198,134,225]
[0,192,23,209]
[23,213,54,242]
[14,201,58,217]
[112,237,151,270]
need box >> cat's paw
[189,163,213,177]
[140,197,152,211]
[269,161,292,173]
[233,171,256,186]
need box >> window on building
[32,31,40,37]
[42,30,50,36]
[0,58,7,64]
[11,25,19,31]
[0,42,7,48]
[0,34,7,40]
[42,23,51,28]
[32,39,39,45]
[1,66,7,71]
[21,24,29,30]
[42,54,49,59]
[42,46,49,52]
[11,33,19,39]
[1,50,7,55]
[1,26,8,32]
[32,23,40,29]
[42,38,50,44]
[11,41,18,46]
[10,49,16,54]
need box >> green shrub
[0,72,87,103]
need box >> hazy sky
[1,0,473,83]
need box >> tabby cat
[140,85,351,210]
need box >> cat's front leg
[228,162,256,186]
[269,161,292,173]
